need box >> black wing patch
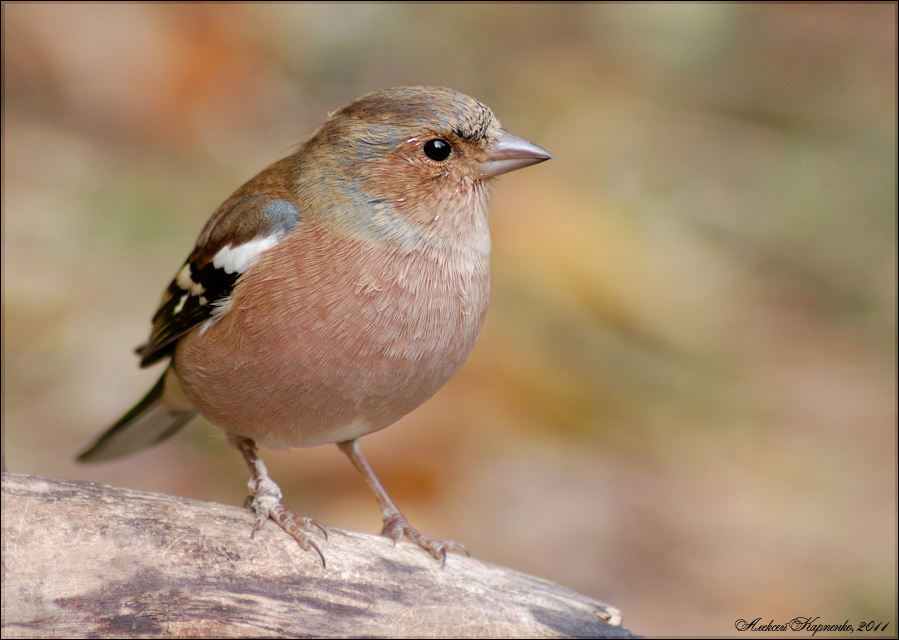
[137,196,301,367]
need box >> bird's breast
[174,224,491,448]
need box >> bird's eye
[423,138,452,161]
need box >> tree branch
[1,473,634,638]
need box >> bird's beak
[479,129,552,179]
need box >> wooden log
[1,473,633,638]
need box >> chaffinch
[78,86,551,565]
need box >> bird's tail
[77,368,197,463]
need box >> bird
[77,86,552,566]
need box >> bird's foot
[246,476,328,567]
[381,512,469,565]
[233,436,327,567]
[337,438,468,565]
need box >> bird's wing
[138,195,302,366]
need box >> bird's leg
[337,438,468,564]
[230,436,327,566]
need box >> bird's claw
[381,513,468,565]
[234,436,327,566]
[246,493,328,567]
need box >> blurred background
[3,4,896,636]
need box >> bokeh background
[3,4,896,636]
